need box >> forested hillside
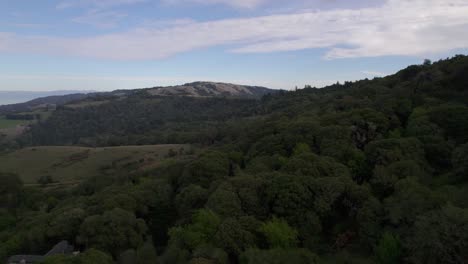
[1,55,468,264]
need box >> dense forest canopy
[1,55,468,263]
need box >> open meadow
[0,144,189,186]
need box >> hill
[0,90,94,106]
[0,93,90,114]
[1,55,468,263]
[0,82,276,115]
[147,81,277,98]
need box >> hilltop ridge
[147,81,277,98]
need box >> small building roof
[45,240,74,256]
[7,241,74,264]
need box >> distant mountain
[147,82,277,98]
[0,92,92,114]
[0,82,278,114]
[0,90,94,106]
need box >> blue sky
[0,0,467,91]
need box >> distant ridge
[0,92,91,114]
[0,90,94,106]
[0,82,277,114]
[147,81,277,98]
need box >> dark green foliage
[25,96,258,146]
[191,245,229,264]
[206,183,243,217]
[452,143,468,180]
[42,249,113,264]
[37,175,55,186]
[259,217,298,248]
[77,208,148,256]
[168,209,221,250]
[46,208,87,242]
[212,217,257,256]
[406,205,468,264]
[240,248,319,264]
[429,104,468,143]
[371,160,425,198]
[365,138,425,167]
[384,179,442,226]
[175,185,209,218]
[136,240,159,264]
[179,151,230,188]
[374,232,401,264]
[0,173,22,211]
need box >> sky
[0,0,468,91]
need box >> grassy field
[0,116,29,129]
[0,144,189,186]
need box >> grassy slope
[0,144,189,185]
[0,111,52,138]
[0,117,28,129]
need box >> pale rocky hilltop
[147,81,277,98]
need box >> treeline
[5,113,39,120]
[1,55,468,263]
[23,96,262,147]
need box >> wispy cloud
[5,23,49,29]
[163,0,266,9]
[56,0,148,9]
[72,9,128,28]
[2,0,468,60]
[58,0,145,29]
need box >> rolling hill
[147,82,277,98]
[0,90,94,106]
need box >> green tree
[371,160,424,198]
[206,183,243,217]
[79,249,114,264]
[213,217,258,256]
[429,104,468,143]
[384,179,442,226]
[137,240,159,264]
[168,209,221,250]
[365,138,426,167]
[259,218,298,248]
[192,245,229,264]
[77,208,147,257]
[180,151,230,188]
[42,249,113,264]
[374,232,401,264]
[46,208,87,242]
[240,248,319,264]
[292,143,311,156]
[175,185,209,218]
[452,143,468,182]
[406,205,468,264]
[0,173,23,212]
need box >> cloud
[164,0,385,10]
[56,0,148,9]
[163,0,267,9]
[2,0,468,60]
[72,9,128,28]
[58,0,144,29]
